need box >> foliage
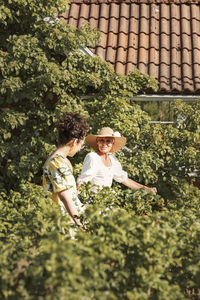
[0,0,158,191]
[0,184,200,299]
[0,0,200,299]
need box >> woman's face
[97,137,114,154]
[69,138,85,157]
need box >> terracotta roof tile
[70,1,200,3]
[191,4,200,91]
[62,0,200,94]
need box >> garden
[0,1,200,299]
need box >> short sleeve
[47,155,74,193]
[77,153,97,184]
[111,155,128,183]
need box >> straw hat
[85,127,126,152]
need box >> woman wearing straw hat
[77,127,157,194]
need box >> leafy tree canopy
[0,0,159,190]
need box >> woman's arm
[77,184,81,193]
[122,178,157,194]
[58,189,83,228]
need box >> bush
[0,184,200,299]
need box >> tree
[0,0,158,191]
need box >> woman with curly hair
[42,112,89,228]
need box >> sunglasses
[97,138,114,144]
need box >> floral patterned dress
[42,154,84,215]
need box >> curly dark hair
[56,112,89,146]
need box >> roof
[61,0,200,94]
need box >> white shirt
[77,152,128,191]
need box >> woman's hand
[147,187,157,194]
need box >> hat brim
[85,134,126,152]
